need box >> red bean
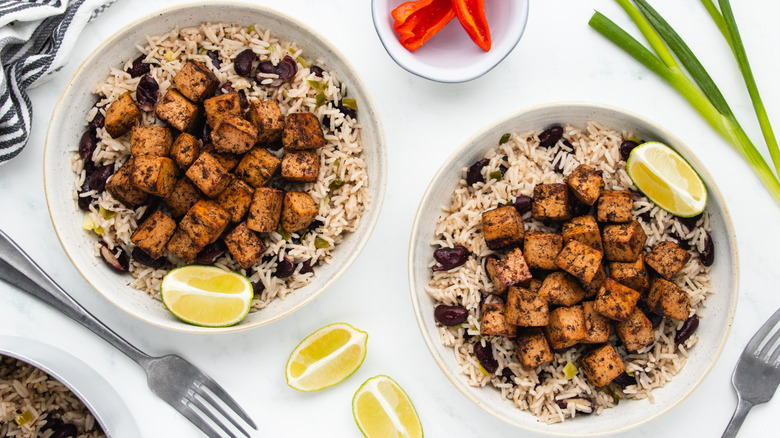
[619,140,639,161]
[311,65,325,77]
[466,158,489,186]
[675,315,699,345]
[538,125,563,148]
[473,341,498,374]
[79,131,98,162]
[131,247,166,269]
[251,281,265,294]
[87,165,114,192]
[511,195,533,214]
[434,305,469,326]
[136,74,159,112]
[234,49,255,77]
[126,55,150,78]
[274,257,295,278]
[700,232,714,266]
[238,90,249,110]
[206,50,221,69]
[88,111,104,135]
[195,241,227,264]
[100,245,128,272]
[432,245,469,271]
[336,99,357,119]
[300,259,314,274]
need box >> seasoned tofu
[171,133,201,169]
[211,113,259,155]
[223,222,267,269]
[235,146,281,188]
[555,240,603,283]
[609,254,650,292]
[532,183,571,221]
[562,215,602,252]
[204,92,241,127]
[166,228,202,263]
[480,302,517,337]
[581,264,606,298]
[581,301,611,344]
[130,155,177,198]
[544,306,587,349]
[155,89,199,132]
[186,152,232,198]
[514,328,554,370]
[482,206,524,250]
[579,344,625,386]
[567,164,604,206]
[246,187,284,233]
[493,248,533,290]
[615,307,655,352]
[597,190,633,223]
[523,231,562,270]
[645,241,691,279]
[247,99,285,143]
[164,178,203,218]
[281,192,318,232]
[201,143,240,172]
[104,92,141,138]
[538,271,586,306]
[281,151,320,183]
[178,200,231,247]
[485,256,508,295]
[505,286,549,327]
[282,112,326,150]
[105,158,149,207]
[648,278,691,321]
[528,278,543,294]
[130,210,177,260]
[130,125,173,157]
[594,278,641,321]
[216,178,254,223]
[602,221,647,262]
[172,60,219,102]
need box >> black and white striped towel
[0,0,116,163]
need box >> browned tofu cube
[130,155,177,198]
[543,306,587,349]
[581,264,606,299]
[523,232,562,270]
[247,187,284,233]
[485,256,507,295]
[493,248,533,290]
[204,92,241,127]
[211,113,258,155]
[223,222,267,269]
[178,200,231,247]
[594,278,641,321]
[602,221,647,262]
[155,89,199,132]
[567,164,604,206]
[648,278,691,321]
[581,301,611,344]
[615,307,656,351]
[597,190,633,223]
[579,344,625,386]
[235,146,281,188]
[171,133,201,169]
[532,184,571,221]
[645,241,691,279]
[281,192,318,232]
[172,60,219,103]
[555,240,603,283]
[538,271,586,306]
[130,211,177,260]
[481,206,524,250]
[216,178,254,222]
[480,302,517,337]
[247,99,285,143]
[166,228,202,263]
[562,215,602,252]
[514,328,553,370]
[185,153,232,198]
[104,92,141,138]
[130,125,173,157]
[164,178,203,218]
[281,151,320,182]
[609,254,650,292]
[201,143,239,172]
[528,279,543,294]
[505,286,549,327]
[282,112,326,150]
[106,158,149,207]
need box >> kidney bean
[100,245,128,272]
[195,241,227,264]
[474,342,498,374]
[233,49,255,77]
[136,74,159,112]
[557,397,593,413]
[77,183,93,212]
[612,372,635,388]
[700,232,714,266]
[675,315,699,345]
[637,298,663,328]
[321,115,331,130]
[570,198,591,217]
[131,247,166,269]
[538,125,563,148]
[275,56,298,79]
[510,195,533,214]
[251,280,265,294]
[310,65,325,77]
[220,82,234,94]
[238,89,249,110]
[87,165,114,192]
[432,245,469,271]
[79,131,98,162]
[677,212,703,232]
[433,304,469,326]
[336,99,357,119]
[206,50,221,69]
[126,55,150,78]
[274,257,295,278]
[88,112,105,135]
[466,158,489,186]
[308,219,324,231]
[619,140,639,161]
[42,418,63,431]
[501,367,514,380]
[300,259,314,274]
[50,423,78,438]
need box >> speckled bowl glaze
[408,102,738,435]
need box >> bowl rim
[369,0,530,83]
[407,101,739,435]
[43,0,388,333]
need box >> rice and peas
[425,122,713,423]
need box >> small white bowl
[408,102,738,435]
[371,0,529,82]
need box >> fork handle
[722,397,754,438]
[0,231,151,366]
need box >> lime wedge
[160,265,253,327]
[353,375,423,438]
[285,322,368,392]
[626,141,707,217]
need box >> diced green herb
[307,80,327,91]
[300,229,309,240]
[627,371,635,377]
[277,224,291,241]
[341,98,357,110]
[489,170,503,181]
[288,47,296,54]
[99,206,116,219]
[612,391,621,405]
[314,237,329,249]
[563,362,578,380]
[247,86,255,93]
[247,25,255,34]
[315,93,326,107]
[199,48,208,55]
[297,57,307,68]
[14,410,33,426]
[328,179,345,190]
[499,133,511,144]
[333,158,340,170]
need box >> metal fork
[0,231,258,438]
[722,307,780,437]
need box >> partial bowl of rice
[408,102,737,435]
[44,2,386,332]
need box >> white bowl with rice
[43,3,386,332]
[408,102,738,435]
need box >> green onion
[563,362,578,380]
[314,237,329,249]
[612,391,621,405]
[341,98,357,110]
[315,93,326,108]
[288,47,296,54]
[489,170,503,181]
[297,57,307,68]
[329,179,345,190]
[99,206,116,219]
[333,158,340,170]
[499,133,511,145]
[247,25,255,34]
[14,410,33,426]
[277,224,291,241]
[627,371,635,377]
[307,80,327,91]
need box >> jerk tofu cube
[594,278,641,321]
[164,178,203,218]
[172,60,219,102]
[544,306,587,350]
[204,92,241,127]
[482,206,524,250]
[178,200,231,247]
[130,155,177,198]
[282,112,326,150]
[493,248,533,290]
[567,164,604,206]
[247,99,285,143]
[581,301,611,344]
[528,278,543,294]
[186,152,232,198]
[538,271,586,306]
[281,192,318,232]
[211,113,258,155]
[171,133,201,169]
[648,278,691,321]
[523,231,562,270]
[609,254,650,292]
[131,210,177,260]
[555,240,603,283]
[105,158,149,207]
[485,256,508,295]
[514,328,554,370]
[645,241,691,279]
[281,151,320,183]
[104,92,141,138]
[597,190,633,223]
[246,187,284,233]
[167,228,202,263]
[615,307,656,352]
[579,344,625,386]
[201,143,239,172]
[223,222,267,269]
[602,221,647,262]
[216,178,254,223]
[562,215,603,252]
[235,146,281,188]
[155,89,199,133]
[130,125,173,157]
[505,286,549,327]
[581,264,606,298]
[532,183,571,221]
[480,302,517,337]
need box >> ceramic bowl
[44,2,387,333]
[371,0,529,82]
[408,102,738,435]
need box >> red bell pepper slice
[450,0,491,51]
[391,0,456,51]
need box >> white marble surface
[1,0,779,436]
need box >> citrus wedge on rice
[352,375,423,438]
[285,322,368,392]
[160,265,253,327]
[626,141,707,217]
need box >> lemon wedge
[352,375,423,438]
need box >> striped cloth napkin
[0,0,116,163]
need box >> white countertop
[1,0,779,436]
